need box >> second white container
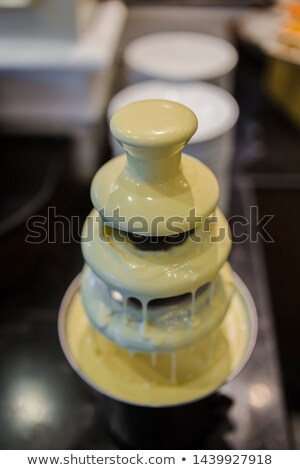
[124,32,238,92]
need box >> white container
[107,81,239,214]
[124,32,238,92]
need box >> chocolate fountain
[59,100,257,446]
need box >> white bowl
[124,32,238,91]
[107,81,239,214]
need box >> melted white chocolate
[67,100,255,405]
[81,100,234,354]
[65,281,250,406]
[91,153,219,237]
[81,262,235,352]
[82,207,231,299]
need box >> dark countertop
[0,178,291,450]
[222,179,290,450]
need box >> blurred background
[0,0,300,450]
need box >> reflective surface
[0,181,290,449]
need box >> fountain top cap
[110,99,198,156]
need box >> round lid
[92,99,219,236]
[110,99,198,150]
[124,32,238,81]
[108,81,239,143]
